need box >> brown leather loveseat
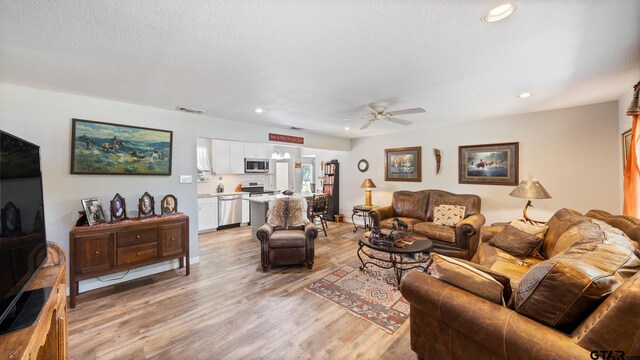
[370,190,485,260]
[401,209,640,359]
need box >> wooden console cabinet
[69,214,189,308]
[1,242,68,360]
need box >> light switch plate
[180,175,193,183]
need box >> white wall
[342,102,621,224]
[0,84,349,292]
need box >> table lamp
[360,179,377,207]
[509,175,551,224]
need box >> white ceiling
[1,1,639,139]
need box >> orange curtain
[623,82,640,216]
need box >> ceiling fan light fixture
[483,3,517,22]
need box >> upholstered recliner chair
[256,197,318,271]
[370,190,485,260]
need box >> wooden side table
[352,205,374,233]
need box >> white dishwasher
[218,194,243,227]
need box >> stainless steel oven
[245,158,269,173]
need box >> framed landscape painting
[71,119,172,175]
[458,142,518,185]
[385,146,421,182]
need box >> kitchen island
[245,193,316,241]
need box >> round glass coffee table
[357,233,434,287]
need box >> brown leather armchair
[370,190,485,260]
[256,222,318,271]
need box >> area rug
[304,259,413,333]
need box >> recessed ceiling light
[518,92,533,99]
[483,3,517,22]
[345,127,350,131]
[254,108,265,114]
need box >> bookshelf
[323,160,339,221]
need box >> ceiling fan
[360,102,425,130]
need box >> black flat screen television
[0,130,48,333]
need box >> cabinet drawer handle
[136,235,141,239]
[94,250,100,255]
[136,252,141,256]
[170,237,175,241]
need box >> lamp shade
[509,177,551,200]
[360,179,377,189]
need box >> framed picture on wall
[622,128,632,169]
[384,146,422,182]
[458,142,519,185]
[70,118,173,175]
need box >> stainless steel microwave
[245,158,270,173]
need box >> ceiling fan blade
[387,117,412,126]
[390,107,425,116]
[360,120,375,130]
[368,106,381,114]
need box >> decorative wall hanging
[357,159,369,173]
[458,142,519,185]
[433,149,441,174]
[385,146,422,182]
[109,193,128,223]
[138,192,156,219]
[160,194,178,217]
[70,118,173,175]
[81,197,106,226]
[622,128,632,169]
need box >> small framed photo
[160,194,178,217]
[622,128,632,169]
[81,197,107,226]
[109,193,128,223]
[458,142,519,185]
[385,146,422,182]
[138,191,156,219]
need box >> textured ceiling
[1,0,639,138]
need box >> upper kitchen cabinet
[229,142,245,174]
[244,143,271,159]
[212,139,244,175]
[212,139,231,174]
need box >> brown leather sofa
[370,190,485,260]
[401,209,640,359]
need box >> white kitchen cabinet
[257,144,270,158]
[244,143,257,158]
[198,197,218,232]
[212,140,230,174]
[230,141,245,174]
[242,194,250,224]
[244,143,270,159]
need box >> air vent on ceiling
[290,127,303,130]
[175,106,204,114]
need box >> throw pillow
[430,253,507,305]
[509,220,548,257]
[489,225,543,259]
[433,205,466,227]
[509,220,548,239]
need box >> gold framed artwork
[622,128,632,169]
[384,146,422,182]
[458,142,519,185]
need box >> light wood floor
[67,222,415,360]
